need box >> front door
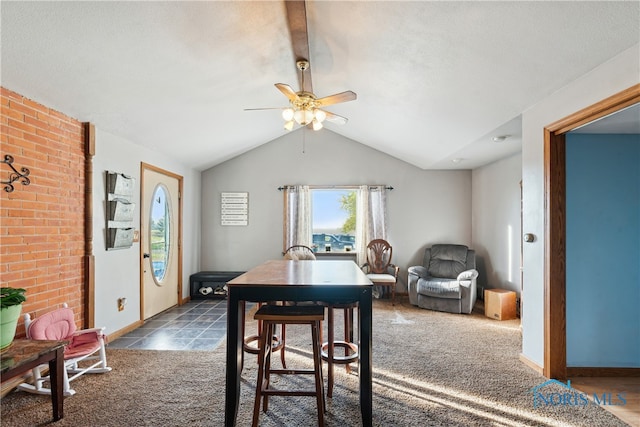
[141,163,182,320]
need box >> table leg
[240,300,246,372]
[359,289,373,426]
[225,294,243,427]
[49,346,64,421]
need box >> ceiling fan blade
[323,110,348,125]
[315,91,357,107]
[285,0,313,93]
[244,107,284,111]
[275,83,299,102]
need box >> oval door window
[149,184,171,284]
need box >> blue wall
[566,133,640,367]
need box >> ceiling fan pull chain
[302,126,306,154]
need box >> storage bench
[189,271,245,299]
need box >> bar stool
[321,302,359,398]
[252,304,326,427]
[243,302,287,369]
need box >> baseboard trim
[566,367,640,377]
[107,319,143,342]
[107,297,195,342]
[519,353,543,375]
[517,357,640,377]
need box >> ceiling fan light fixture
[246,5,357,133]
[294,108,314,125]
[313,109,326,123]
[282,108,294,121]
[303,109,314,125]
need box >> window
[283,184,388,263]
[150,184,171,283]
[311,188,356,253]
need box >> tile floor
[109,298,236,351]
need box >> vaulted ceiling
[2,1,638,171]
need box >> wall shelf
[106,171,136,250]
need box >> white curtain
[283,185,312,250]
[355,185,388,266]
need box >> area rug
[0,298,629,426]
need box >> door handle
[143,253,150,259]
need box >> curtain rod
[277,185,394,191]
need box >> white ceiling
[2,1,638,171]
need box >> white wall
[201,129,472,291]
[520,44,640,367]
[93,128,201,334]
[472,153,522,296]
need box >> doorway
[543,84,640,379]
[140,163,183,320]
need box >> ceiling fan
[246,0,357,131]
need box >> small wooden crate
[484,289,517,320]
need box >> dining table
[225,259,373,426]
[1,339,66,421]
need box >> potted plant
[0,287,27,350]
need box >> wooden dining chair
[362,239,399,305]
[283,245,316,260]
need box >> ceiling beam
[285,0,313,93]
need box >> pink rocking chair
[17,304,111,396]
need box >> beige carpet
[0,298,630,426]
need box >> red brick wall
[1,87,85,336]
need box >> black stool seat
[255,304,325,321]
[252,304,326,427]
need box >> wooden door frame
[139,162,184,321]
[83,123,95,329]
[543,84,640,379]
